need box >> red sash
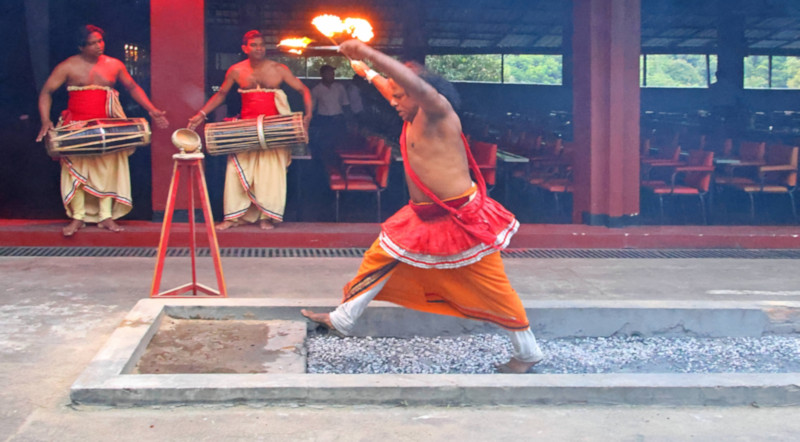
[62,89,109,123]
[240,91,279,119]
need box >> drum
[45,118,151,158]
[204,112,307,156]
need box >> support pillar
[401,0,427,63]
[716,7,746,88]
[572,0,641,226]
[150,0,206,219]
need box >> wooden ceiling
[205,0,800,55]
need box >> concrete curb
[70,298,800,406]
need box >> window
[745,55,800,89]
[503,55,562,85]
[306,56,355,79]
[426,54,502,82]
[641,54,715,88]
[425,54,563,85]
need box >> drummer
[36,24,169,237]
[188,30,312,231]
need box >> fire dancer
[302,40,544,373]
[36,25,169,237]
[188,30,312,230]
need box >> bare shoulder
[226,60,248,76]
[265,59,287,69]
[263,60,297,86]
[52,55,89,83]
[103,55,127,73]
[267,60,292,77]
[57,55,84,72]
[420,107,462,137]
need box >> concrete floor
[3,255,800,440]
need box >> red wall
[150,0,205,213]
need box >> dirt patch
[134,317,306,374]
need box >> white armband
[365,69,379,84]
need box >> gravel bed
[306,333,800,374]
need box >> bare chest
[69,61,117,87]
[237,65,281,89]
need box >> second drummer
[188,30,312,231]
[36,24,169,237]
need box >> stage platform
[1,219,800,249]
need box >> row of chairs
[325,136,502,223]
[641,140,798,224]
[324,131,798,225]
[327,136,392,222]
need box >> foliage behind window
[425,54,502,82]
[425,54,563,85]
[503,55,562,85]
[643,54,711,88]
[745,55,800,89]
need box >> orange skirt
[343,239,530,331]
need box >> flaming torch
[278,16,374,56]
[343,18,374,42]
[312,14,374,45]
[311,14,346,44]
[277,37,313,55]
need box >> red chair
[470,141,497,193]
[724,145,798,222]
[642,150,714,224]
[532,148,574,220]
[337,136,385,160]
[328,140,392,222]
[714,141,766,187]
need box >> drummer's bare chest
[237,66,281,89]
[69,59,118,87]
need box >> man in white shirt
[310,65,350,165]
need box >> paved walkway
[2,255,800,440]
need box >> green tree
[504,55,562,85]
[425,55,502,82]
[771,56,800,89]
[646,54,707,87]
[744,55,769,89]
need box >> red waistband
[64,89,109,122]
[410,195,471,219]
[240,91,278,119]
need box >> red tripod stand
[150,152,227,297]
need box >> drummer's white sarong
[62,152,133,222]
[223,147,292,222]
[59,86,133,222]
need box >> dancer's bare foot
[215,220,238,231]
[62,219,85,237]
[259,219,275,230]
[300,309,343,336]
[495,357,542,374]
[98,218,124,232]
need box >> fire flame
[343,18,374,42]
[311,15,345,38]
[312,15,373,42]
[278,37,313,49]
[277,37,313,55]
